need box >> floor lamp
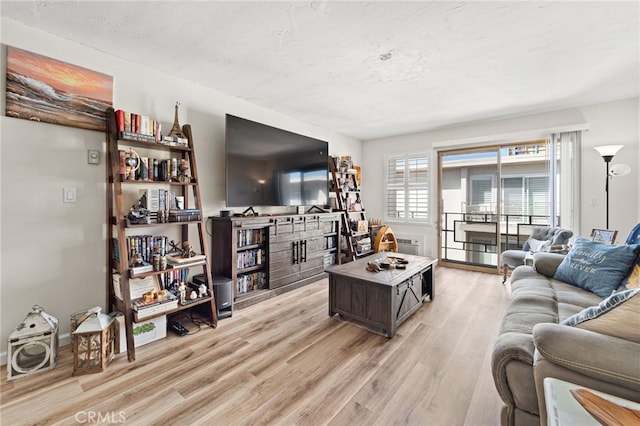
[593,145,624,229]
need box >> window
[502,175,548,218]
[385,153,429,222]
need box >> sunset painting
[6,46,113,131]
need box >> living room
[1,2,639,425]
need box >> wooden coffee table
[327,253,436,337]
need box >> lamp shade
[609,163,631,176]
[594,145,624,157]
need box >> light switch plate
[88,149,100,164]
[63,187,77,203]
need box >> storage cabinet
[211,213,341,308]
[106,107,216,361]
[269,215,325,289]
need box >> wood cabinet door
[395,274,423,324]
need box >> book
[129,262,153,276]
[118,150,127,180]
[115,109,125,132]
[132,295,178,320]
[166,254,206,265]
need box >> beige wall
[0,18,362,360]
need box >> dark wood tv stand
[210,212,342,309]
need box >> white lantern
[7,305,59,381]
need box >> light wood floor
[1,266,509,426]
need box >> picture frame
[590,229,618,245]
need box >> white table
[544,377,640,425]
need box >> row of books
[326,235,337,249]
[237,228,265,248]
[138,188,179,213]
[119,152,185,182]
[237,248,265,270]
[115,109,189,146]
[168,209,202,223]
[126,235,169,263]
[237,271,267,295]
[115,109,161,143]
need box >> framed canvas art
[5,46,113,131]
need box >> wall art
[6,46,113,131]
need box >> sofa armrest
[491,332,536,407]
[532,252,565,278]
[533,323,640,388]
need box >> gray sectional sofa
[491,252,640,426]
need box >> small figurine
[198,283,207,298]
[182,241,195,258]
[178,158,190,183]
[130,251,144,267]
[178,282,186,304]
[189,290,198,300]
[127,193,150,224]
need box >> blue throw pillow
[554,238,640,298]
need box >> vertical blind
[385,154,429,221]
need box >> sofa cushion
[553,238,640,298]
[561,288,640,343]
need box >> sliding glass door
[438,136,577,271]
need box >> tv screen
[225,114,329,207]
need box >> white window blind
[385,154,429,222]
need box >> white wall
[362,98,639,257]
[0,18,362,359]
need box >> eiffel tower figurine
[168,101,186,139]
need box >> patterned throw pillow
[623,262,640,289]
[553,238,640,298]
[562,288,640,343]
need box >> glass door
[439,148,500,268]
[439,141,554,271]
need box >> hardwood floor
[1,266,509,425]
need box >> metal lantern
[71,309,117,376]
[7,305,59,381]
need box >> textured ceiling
[2,1,639,140]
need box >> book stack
[166,253,206,267]
[168,209,201,222]
[132,292,178,321]
[162,135,189,147]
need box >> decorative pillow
[623,261,640,289]
[553,238,640,298]
[562,288,640,343]
[527,238,551,253]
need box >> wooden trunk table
[327,253,436,337]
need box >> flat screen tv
[225,114,329,208]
